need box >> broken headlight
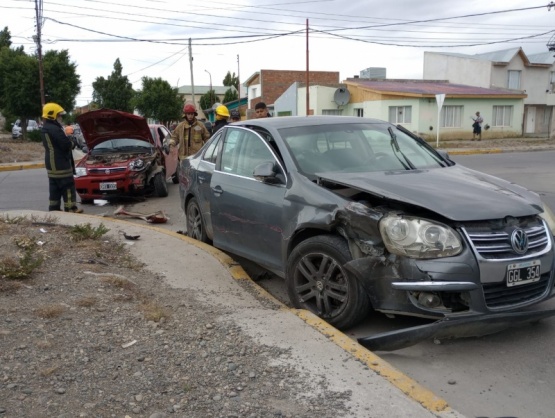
[379,214,462,259]
[540,202,555,236]
[128,158,146,171]
[74,167,87,177]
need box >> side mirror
[253,161,284,184]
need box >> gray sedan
[178,116,555,342]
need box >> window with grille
[492,106,513,127]
[322,109,343,115]
[354,108,364,117]
[388,106,412,123]
[440,106,462,127]
[507,70,521,89]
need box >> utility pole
[188,38,195,109]
[237,54,240,99]
[34,0,45,107]
[205,69,212,106]
[306,19,309,117]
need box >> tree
[42,50,81,111]
[222,71,239,104]
[199,90,219,112]
[134,77,182,124]
[0,26,12,49]
[92,58,134,112]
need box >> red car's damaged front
[74,109,169,202]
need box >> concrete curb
[2,210,462,417]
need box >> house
[274,78,525,139]
[177,85,238,120]
[243,70,339,118]
[424,48,555,136]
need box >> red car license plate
[99,182,117,191]
[506,260,541,287]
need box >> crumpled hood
[318,165,543,221]
[76,109,153,149]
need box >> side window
[221,130,275,178]
[202,132,222,164]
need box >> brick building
[243,69,339,117]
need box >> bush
[28,130,42,142]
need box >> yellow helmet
[215,105,230,118]
[42,102,66,120]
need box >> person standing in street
[40,102,83,213]
[230,109,241,122]
[168,103,211,159]
[472,111,484,141]
[212,105,230,134]
[254,102,271,118]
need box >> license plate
[99,182,117,191]
[506,260,541,287]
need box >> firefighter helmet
[183,103,197,116]
[42,103,66,120]
[215,105,230,118]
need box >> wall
[275,82,298,116]
[424,52,492,88]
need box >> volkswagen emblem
[105,169,110,174]
[510,229,528,255]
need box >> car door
[210,127,287,271]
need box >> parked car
[149,124,178,184]
[178,116,555,346]
[12,119,39,139]
[74,109,169,203]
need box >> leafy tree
[0,27,12,49]
[222,71,239,104]
[134,77,182,124]
[42,50,81,111]
[223,71,239,91]
[199,90,219,112]
[92,58,134,112]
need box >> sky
[2,0,555,108]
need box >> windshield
[92,138,154,154]
[279,122,446,176]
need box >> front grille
[462,216,550,260]
[88,167,126,175]
[483,273,550,308]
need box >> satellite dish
[333,88,351,106]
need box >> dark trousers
[48,177,78,211]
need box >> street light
[205,69,212,106]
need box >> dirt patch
[0,214,351,417]
[0,133,44,164]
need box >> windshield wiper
[388,127,415,170]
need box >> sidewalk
[2,210,463,418]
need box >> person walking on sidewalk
[40,102,83,213]
[472,111,484,141]
[168,103,211,160]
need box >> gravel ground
[0,215,352,418]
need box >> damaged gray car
[178,116,555,349]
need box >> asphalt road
[2,151,555,417]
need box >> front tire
[154,172,169,197]
[186,197,208,243]
[286,235,370,330]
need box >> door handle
[211,185,223,195]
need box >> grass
[100,275,137,291]
[75,296,98,307]
[139,300,171,322]
[69,223,110,241]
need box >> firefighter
[212,105,230,135]
[40,102,83,213]
[168,103,211,159]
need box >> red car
[74,109,171,202]
[149,123,178,184]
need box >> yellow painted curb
[10,211,455,415]
[448,148,502,155]
[0,162,45,171]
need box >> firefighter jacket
[169,119,211,160]
[41,119,75,179]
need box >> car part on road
[113,205,169,223]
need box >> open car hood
[76,109,153,149]
[317,165,543,221]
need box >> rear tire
[186,197,208,243]
[286,235,370,330]
[154,172,168,197]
